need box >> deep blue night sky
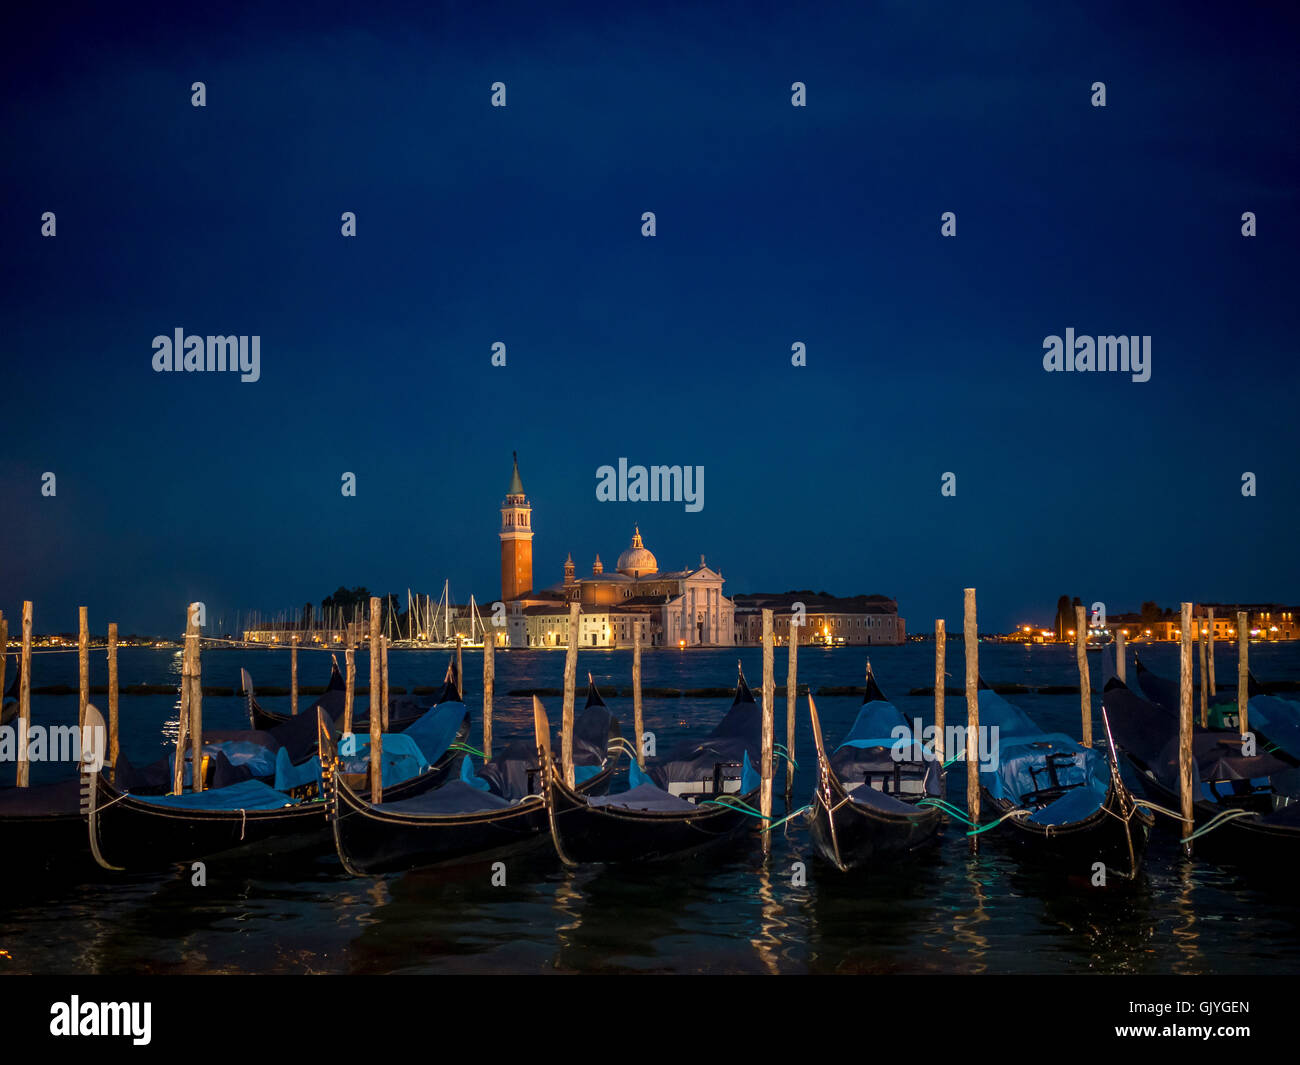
[2,1,1297,635]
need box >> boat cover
[979,687,1109,820]
[586,783,698,812]
[376,780,520,816]
[132,778,298,811]
[1246,695,1300,761]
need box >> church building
[498,455,734,648]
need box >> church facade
[498,456,734,648]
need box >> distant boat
[805,665,943,872]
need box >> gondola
[324,687,619,874]
[245,654,345,733]
[1103,678,1300,866]
[1134,657,1300,763]
[805,666,942,872]
[84,687,471,870]
[975,682,1152,879]
[540,667,764,864]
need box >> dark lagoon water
[4,640,1300,975]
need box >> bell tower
[500,452,533,601]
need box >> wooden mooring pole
[1074,604,1092,747]
[1237,611,1249,738]
[187,604,204,792]
[964,589,979,833]
[368,596,382,802]
[785,619,798,798]
[934,619,946,777]
[172,607,191,795]
[78,606,89,732]
[1179,602,1194,855]
[18,602,32,788]
[761,609,775,856]
[1201,608,1211,702]
[483,635,494,762]
[562,602,580,787]
[380,635,390,730]
[1116,627,1127,685]
[290,635,299,716]
[632,622,644,768]
[456,635,464,703]
[1198,615,1209,728]
[0,613,7,726]
[107,622,119,784]
[343,637,355,734]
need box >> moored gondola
[84,690,471,870]
[805,666,943,872]
[975,684,1152,879]
[1133,657,1300,763]
[1103,679,1300,866]
[540,667,764,864]
[325,689,619,874]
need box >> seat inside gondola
[828,688,940,806]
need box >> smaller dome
[617,526,658,577]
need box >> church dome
[617,527,658,577]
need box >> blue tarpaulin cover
[339,733,426,788]
[1247,696,1300,761]
[133,778,297,811]
[402,703,468,768]
[978,688,1108,819]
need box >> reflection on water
[4,643,1300,973]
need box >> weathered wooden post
[934,620,946,774]
[483,635,494,762]
[0,613,7,725]
[290,634,299,716]
[1179,602,1194,854]
[456,633,464,703]
[964,589,979,831]
[1116,627,1127,685]
[343,638,356,734]
[1206,607,1216,697]
[188,603,204,792]
[1198,616,1209,728]
[1237,611,1249,738]
[107,622,119,784]
[562,602,580,787]
[785,616,798,798]
[368,596,383,802]
[78,606,89,731]
[761,608,775,856]
[632,622,645,769]
[1074,604,1092,747]
[18,602,32,788]
[380,635,390,730]
[173,608,191,795]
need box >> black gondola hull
[1125,762,1300,867]
[0,779,96,876]
[548,778,759,863]
[89,773,330,869]
[978,783,1153,878]
[330,767,614,874]
[807,778,942,872]
[87,737,466,870]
